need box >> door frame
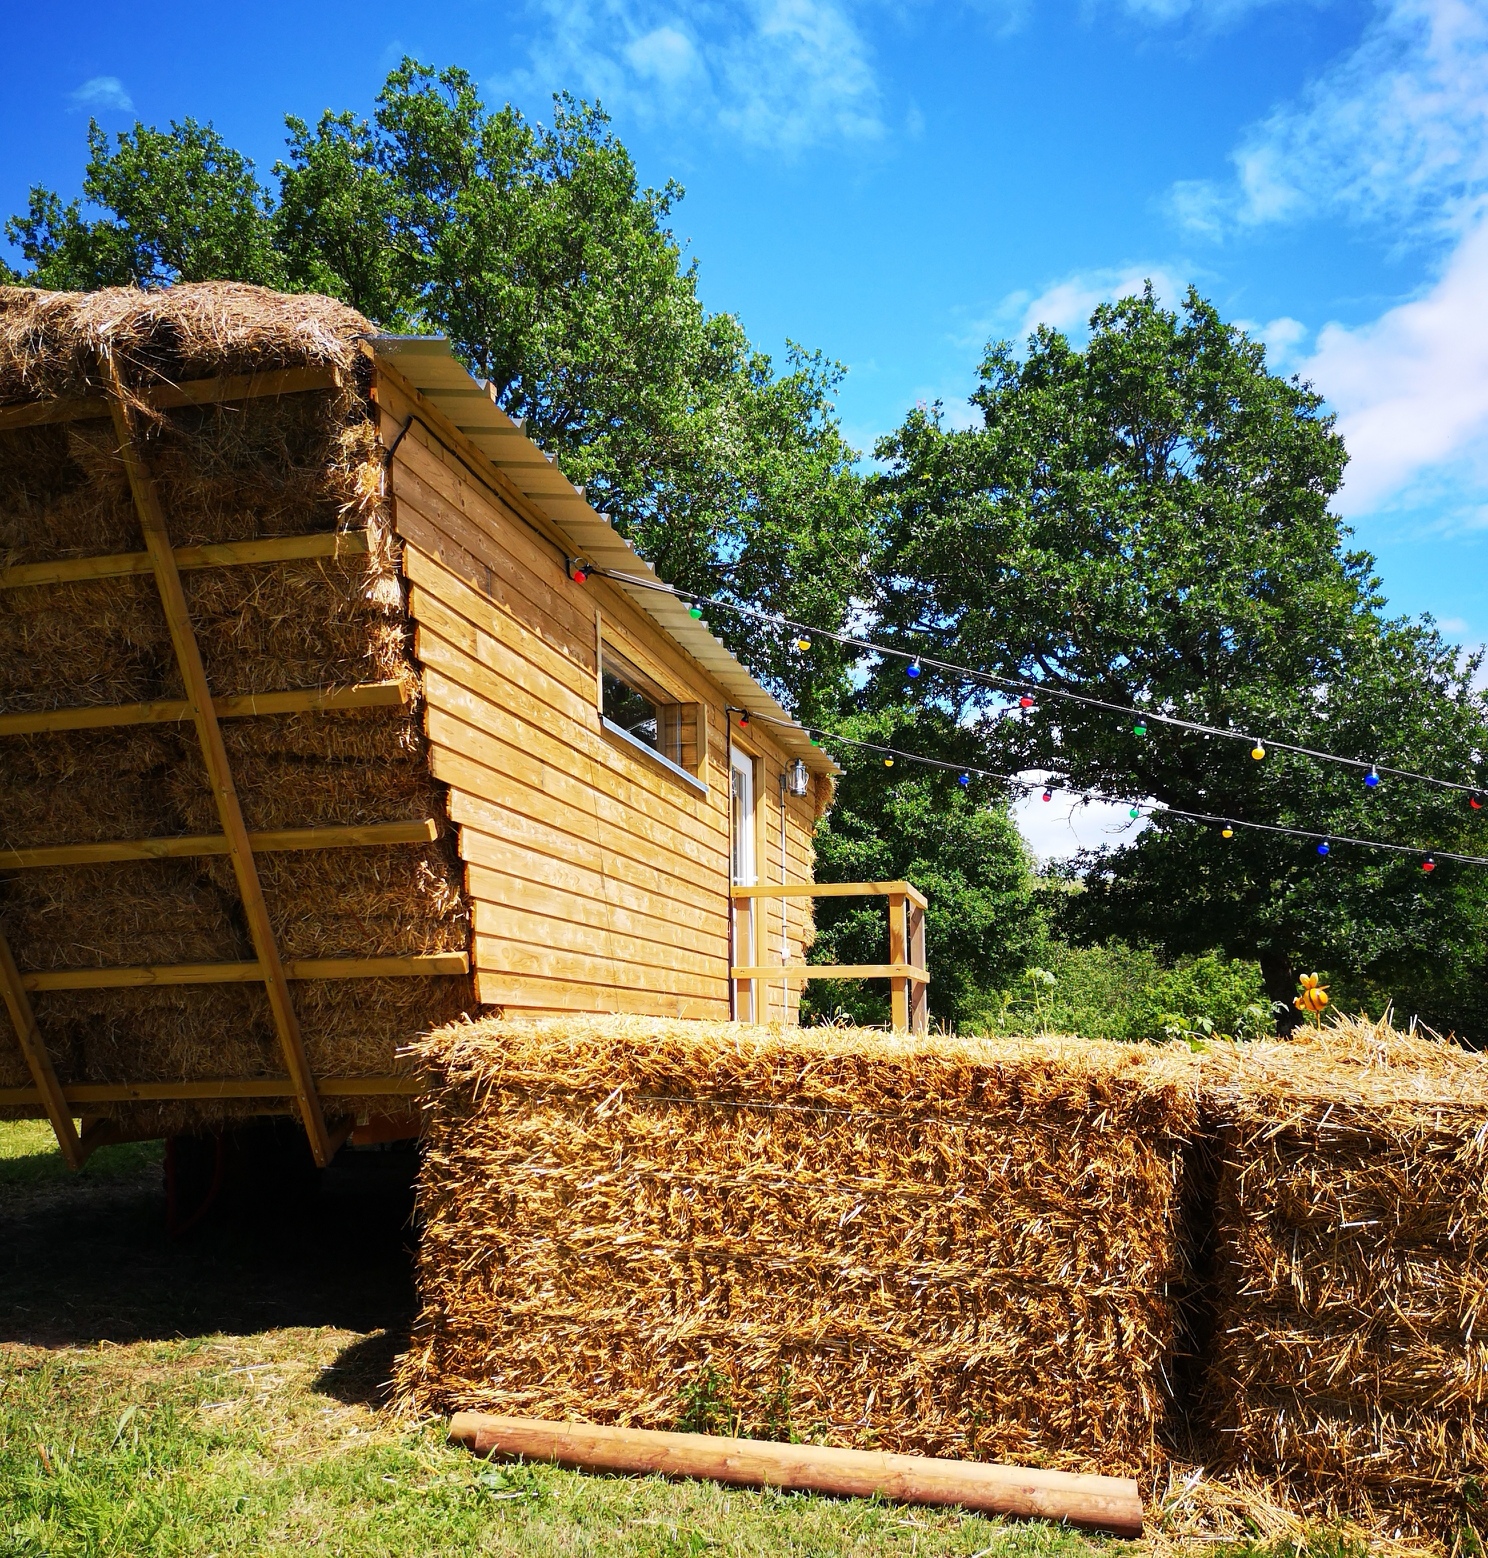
[729,745,757,1021]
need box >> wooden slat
[0,817,438,871]
[464,862,723,941]
[0,928,82,1167]
[0,679,407,738]
[20,952,470,992]
[730,881,927,907]
[456,810,726,922]
[0,364,342,432]
[473,934,724,1001]
[730,963,930,983]
[428,711,724,875]
[0,1074,425,1107]
[475,969,726,1020]
[889,892,909,1032]
[471,899,725,981]
[420,654,722,860]
[0,528,370,592]
[106,373,332,1169]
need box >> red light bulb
[1019,695,1035,709]
[1422,856,1437,873]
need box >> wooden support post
[0,929,83,1168]
[907,898,928,1036]
[888,891,909,1033]
[106,369,334,1168]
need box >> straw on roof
[0,283,475,1134]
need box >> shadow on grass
[0,1130,420,1362]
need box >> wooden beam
[0,527,370,591]
[907,898,928,1037]
[0,817,438,871]
[446,1415,1145,1537]
[0,364,342,432]
[730,880,929,909]
[20,952,470,992]
[0,928,83,1168]
[0,679,408,738]
[106,371,333,1169]
[730,963,930,983]
[0,1075,426,1107]
[888,891,909,1033]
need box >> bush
[974,941,1276,1045]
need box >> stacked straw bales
[398,1015,1203,1477]
[402,1014,1488,1535]
[1199,1020,1488,1519]
[0,284,474,1131]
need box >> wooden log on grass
[447,1413,1144,1536]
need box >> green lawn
[0,1118,1396,1556]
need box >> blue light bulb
[1318,840,1330,856]
[906,659,921,679]
[1364,766,1379,787]
[958,773,970,786]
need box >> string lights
[725,707,1488,870]
[589,565,1487,802]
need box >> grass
[0,1118,1423,1557]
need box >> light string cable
[588,565,1486,800]
[725,706,1488,868]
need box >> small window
[603,668,664,754]
[599,638,704,787]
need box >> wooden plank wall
[377,376,818,1022]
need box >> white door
[730,748,756,1022]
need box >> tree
[805,706,1047,1028]
[6,62,872,712]
[6,119,283,289]
[871,286,1488,1035]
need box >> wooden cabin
[369,334,841,1028]
[0,284,926,1171]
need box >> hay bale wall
[0,283,475,1132]
[1199,1021,1488,1521]
[398,1016,1202,1476]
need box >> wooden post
[907,898,928,1036]
[888,891,908,1032]
[448,1414,1144,1536]
[0,929,83,1169]
[105,369,333,1167]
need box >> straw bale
[0,283,476,1128]
[0,281,367,407]
[397,1015,1202,1477]
[1198,1015,1488,1527]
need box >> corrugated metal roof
[372,335,838,776]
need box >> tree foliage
[871,287,1488,1034]
[805,707,1046,1028]
[5,62,870,713]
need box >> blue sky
[6,0,1488,855]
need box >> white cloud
[510,0,883,152]
[1172,0,1488,239]
[67,76,132,114]
[1303,211,1488,514]
[966,264,1185,348]
[1011,772,1152,863]
[624,24,704,84]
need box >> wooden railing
[729,881,929,1034]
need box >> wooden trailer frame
[0,333,928,1167]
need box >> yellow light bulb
[1251,743,1266,761]
[1222,827,1234,838]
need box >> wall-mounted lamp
[787,759,811,797]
